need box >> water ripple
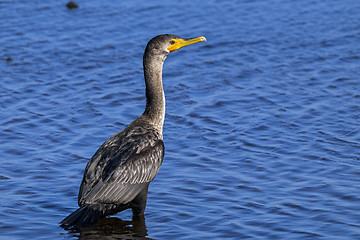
[1,0,360,239]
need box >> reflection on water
[69,216,151,240]
[1,0,360,239]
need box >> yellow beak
[167,36,207,53]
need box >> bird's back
[78,119,164,207]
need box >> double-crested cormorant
[60,34,206,229]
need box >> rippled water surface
[1,0,360,239]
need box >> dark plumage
[60,34,206,229]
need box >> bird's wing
[78,127,164,205]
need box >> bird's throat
[143,54,166,133]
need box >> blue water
[1,0,360,239]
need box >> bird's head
[145,34,206,57]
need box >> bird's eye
[170,40,176,45]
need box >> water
[1,0,360,239]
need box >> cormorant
[60,34,206,229]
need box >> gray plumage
[60,34,205,229]
[79,125,164,204]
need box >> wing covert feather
[78,126,164,205]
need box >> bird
[60,34,206,229]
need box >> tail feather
[60,205,102,229]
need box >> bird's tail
[60,205,103,229]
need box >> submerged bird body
[60,34,205,229]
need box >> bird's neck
[142,53,166,133]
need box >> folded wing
[78,126,164,206]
